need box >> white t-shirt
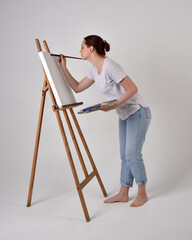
[87,57,149,120]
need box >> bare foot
[104,193,129,203]
[130,193,148,207]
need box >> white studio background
[0,0,192,239]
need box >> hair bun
[103,40,110,52]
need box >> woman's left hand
[100,102,118,112]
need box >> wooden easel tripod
[27,39,107,222]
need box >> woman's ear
[90,46,94,53]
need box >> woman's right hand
[58,54,66,70]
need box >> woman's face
[80,40,93,60]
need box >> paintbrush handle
[50,54,82,60]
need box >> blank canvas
[38,51,76,107]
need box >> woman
[58,35,151,207]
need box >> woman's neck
[88,54,106,74]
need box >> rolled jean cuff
[121,181,133,188]
[135,179,148,186]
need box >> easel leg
[54,110,90,222]
[27,79,47,207]
[69,109,107,197]
[63,110,89,177]
[77,188,90,222]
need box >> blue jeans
[119,106,151,187]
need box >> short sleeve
[87,66,95,81]
[110,64,127,84]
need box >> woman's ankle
[137,184,147,194]
[119,185,129,195]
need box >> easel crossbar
[79,170,96,190]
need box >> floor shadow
[30,190,71,206]
[148,158,192,200]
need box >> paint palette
[78,100,117,114]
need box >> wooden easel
[27,39,107,222]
